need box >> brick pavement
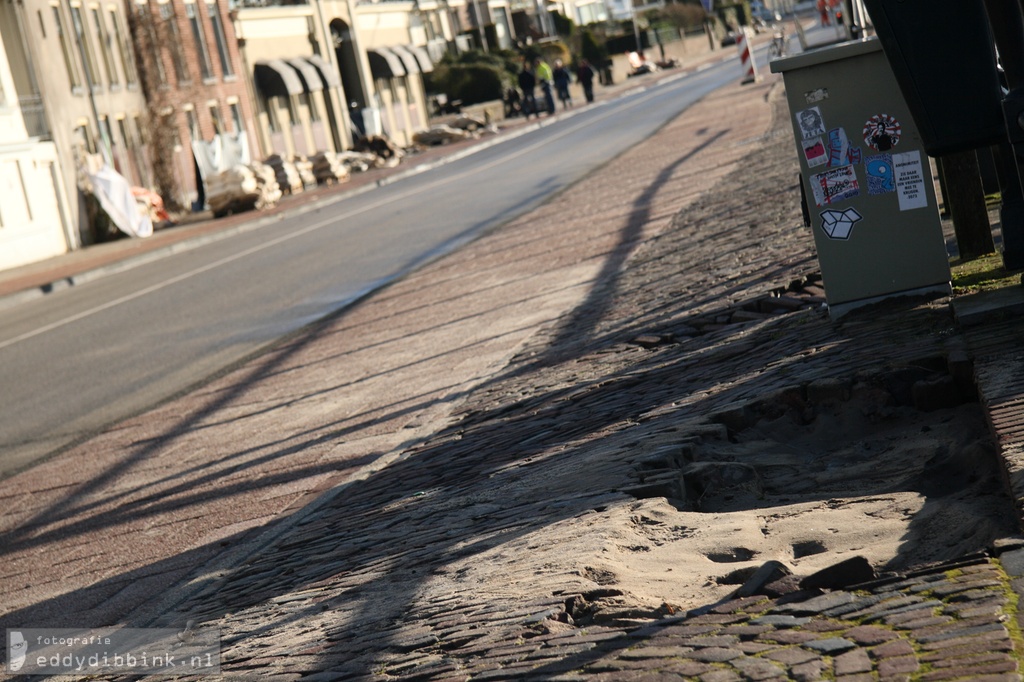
[4,36,1024,682]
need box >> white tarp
[89,163,153,238]
[192,132,251,182]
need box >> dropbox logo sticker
[819,208,863,240]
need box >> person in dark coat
[518,62,538,119]
[552,59,573,109]
[576,59,595,104]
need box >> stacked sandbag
[207,164,260,217]
[206,163,282,217]
[310,151,352,185]
[292,155,316,188]
[249,162,282,210]
[265,154,304,195]
[335,151,381,174]
[353,135,403,168]
[450,115,487,132]
[414,125,471,146]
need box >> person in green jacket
[534,58,556,115]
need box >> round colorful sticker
[863,114,901,152]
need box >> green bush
[429,49,525,106]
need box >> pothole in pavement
[622,353,1021,571]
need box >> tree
[128,6,186,212]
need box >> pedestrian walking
[518,62,538,119]
[534,58,556,115]
[576,59,595,104]
[553,59,573,109]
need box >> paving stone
[758,629,820,645]
[917,623,1010,646]
[698,669,743,682]
[870,639,915,658]
[763,647,820,665]
[775,592,858,615]
[790,658,829,681]
[687,646,744,662]
[617,645,694,660]
[834,648,873,675]
[919,660,1019,681]
[802,637,856,655]
[876,655,919,677]
[729,654,788,679]
[846,625,899,645]
[750,615,811,627]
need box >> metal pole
[981,0,1024,269]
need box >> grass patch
[951,252,1022,296]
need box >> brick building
[130,0,259,210]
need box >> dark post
[937,153,996,260]
[981,0,1024,270]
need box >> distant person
[553,59,573,109]
[518,62,538,119]
[534,58,556,115]
[576,59,595,103]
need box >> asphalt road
[0,56,749,480]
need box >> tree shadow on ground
[3,89,1015,680]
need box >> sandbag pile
[265,154,304,195]
[336,150,386,174]
[353,135,403,168]
[207,163,282,217]
[292,156,316,188]
[310,151,352,185]
[413,125,472,146]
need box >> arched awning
[254,59,304,98]
[303,54,342,89]
[287,58,325,92]
[388,45,422,76]
[399,44,435,74]
[367,47,407,79]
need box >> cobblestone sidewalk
[123,80,1024,679]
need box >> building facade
[130,0,260,209]
[0,24,74,269]
[0,0,151,246]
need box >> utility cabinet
[771,38,951,318]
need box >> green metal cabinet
[770,38,951,318]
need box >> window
[229,101,242,133]
[52,4,82,89]
[206,0,233,77]
[160,2,189,83]
[208,102,223,134]
[185,2,213,80]
[133,113,148,144]
[100,114,122,173]
[184,107,200,141]
[70,4,102,87]
[92,7,119,86]
[110,8,138,85]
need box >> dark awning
[254,59,304,98]
[287,58,324,93]
[303,54,342,89]
[367,47,406,79]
